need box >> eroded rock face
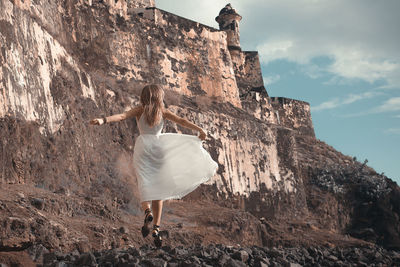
[1,0,400,252]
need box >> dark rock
[76,252,97,266]
[161,246,172,253]
[31,198,45,210]
[226,258,247,267]
[181,259,200,267]
[232,250,249,262]
[127,246,140,256]
[28,244,49,262]
[218,254,231,266]
[119,226,128,234]
[189,256,201,264]
[254,257,270,267]
[357,261,369,267]
[166,261,178,267]
[171,247,187,256]
[53,261,69,267]
[140,258,167,267]
[43,253,57,265]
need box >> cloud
[156,0,400,88]
[312,91,380,112]
[263,74,280,86]
[328,50,399,86]
[248,0,400,88]
[340,96,400,117]
[373,97,400,112]
[312,98,340,111]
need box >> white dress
[133,115,218,201]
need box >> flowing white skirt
[133,133,218,201]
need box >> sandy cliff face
[1,0,399,253]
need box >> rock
[140,258,167,267]
[30,198,45,210]
[181,259,200,267]
[172,247,187,256]
[43,253,57,266]
[254,257,270,267]
[119,226,128,234]
[53,261,69,267]
[357,261,368,267]
[189,256,201,264]
[127,246,140,256]
[76,252,97,266]
[232,250,249,262]
[327,255,338,261]
[225,258,247,267]
[161,246,172,253]
[218,254,231,266]
[28,244,49,262]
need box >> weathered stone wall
[164,100,300,199]
[0,0,96,134]
[110,8,242,107]
[233,51,266,97]
[241,92,276,123]
[270,97,315,137]
[128,0,155,8]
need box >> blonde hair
[140,84,164,127]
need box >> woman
[90,84,218,247]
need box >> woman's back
[137,113,163,135]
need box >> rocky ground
[32,243,400,266]
[0,183,397,266]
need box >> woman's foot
[141,208,153,238]
[152,225,162,248]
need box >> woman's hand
[199,129,207,141]
[90,118,105,125]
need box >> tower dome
[215,4,242,52]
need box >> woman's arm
[90,106,143,125]
[163,109,207,140]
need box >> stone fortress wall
[1,0,315,217]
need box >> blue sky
[156,0,400,184]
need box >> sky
[156,0,400,184]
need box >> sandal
[152,225,162,248]
[141,208,153,238]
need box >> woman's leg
[151,200,163,247]
[151,200,163,226]
[140,201,153,238]
[141,201,151,212]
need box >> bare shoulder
[163,108,182,122]
[126,105,143,118]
